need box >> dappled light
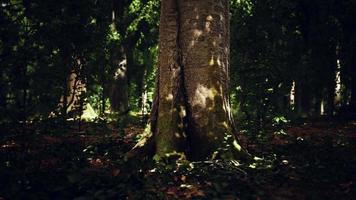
[114,60,127,79]
[1,0,356,199]
[192,84,218,108]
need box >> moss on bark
[128,0,249,161]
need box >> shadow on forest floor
[0,117,355,199]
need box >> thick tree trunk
[148,0,243,161]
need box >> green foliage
[0,0,160,122]
[272,115,289,135]
[0,0,113,122]
[2,0,352,127]
[229,0,354,141]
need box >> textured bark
[151,0,243,160]
[109,58,129,114]
[350,45,356,110]
[154,0,188,156]
[324,46,337,116]
[60,59,86,117]
[109,44,130,114]
[140,68,149,115]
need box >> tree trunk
[59,59,86,118]
[147,0,244,161]
[295,80,311,117]
[109,47,129,114]
[350,45,356,110]
[140,68,148,116]
[324,46,337,116]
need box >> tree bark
[324,45,337,116]
[146,0,244,161]
[109,51,129,114]
[59,59,86,118]
[295,80,311,117]
[350,46,356,110]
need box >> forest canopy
[1,0,355,125]
[1,0,355,126]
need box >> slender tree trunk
[109,47,129,114]
[295,80,311,117]
[295,81,301,116]
[101,82,106,116]
[342,3,356,111]
[140,68,148,116]
[350,46,356,110]
[339,30,352,108]
[58,58,86,120]
[147,0,243,160]
[325,47,337,116]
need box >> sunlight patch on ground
[81,104,98,121]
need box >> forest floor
[0,116,355,200]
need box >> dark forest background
[1,0,355,128]
[1,1,356,199]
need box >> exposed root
[125,124,155,160]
